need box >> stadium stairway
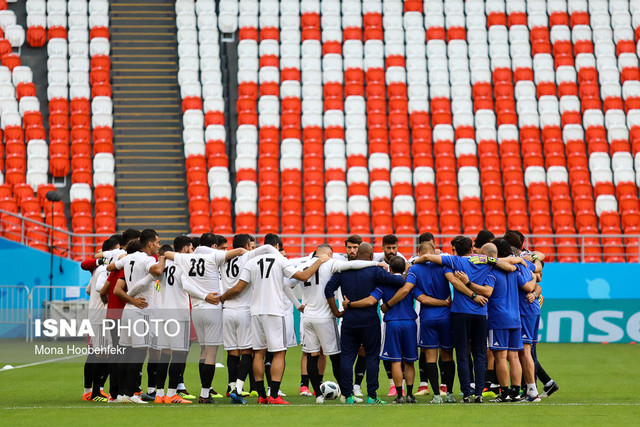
[109,0,190,239]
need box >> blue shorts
[418,317,453,350]
[488,328,523,351]
[381,320,418,362]
[520,315,540,344]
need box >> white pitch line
[0,354,84,371]
[1,403,639,410]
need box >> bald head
[418,241,435,255]
[481,243,498,258]
[356,242,374,260]
[316,245,332,257]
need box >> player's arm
[454,270,494,297]
[106,253,127,271]
[225,247,248,261]
[324,273,343,318]
[411,254,444,265]
[81,258,98,271]
[148,255,166,276]
[384,282,415,308]
[113,278,147,309]
[415,293,451,307]
[99,278,111,304]
[445,271,488,306]
[283,284,303,311]
[290,253,330,282]
[127,273,154,297]
[220,280,248,303]
[332,259,380,273]
[343,294,379,309]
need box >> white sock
[389,378,394,386]
[147,387,155,394]
[545,380,554,388]
[527,383,538,396]
[419,381,428,387]
[200,388,209,398]
[100,387,104,391]
[177,383,186,390]
[236,380,245,394]
[229,381,236,392]
[84,388,91,395]
[167,388,177,397]
[156,389,165,397]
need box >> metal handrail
[2,209,638,262]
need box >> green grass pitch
[1,341,638,426]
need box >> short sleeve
[526,260,536,272]
[405,267,418,285]
[143,256,156,274]
[238,264,251,283]
[281,258,299,278]
[370,288,383,301]
[213,250,227,268]
[410,286,423,300]
[440,255,455,269]
[484,273,496,288]
[114,256,126,270]
[518,265,533,287]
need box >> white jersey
[174,246,226,310]
[289,258,379,320]
[159,259,190,321]
[87,265,108,324]
[220,245,281,310]
[374,252,407,263]
[239,253,297,316]
[115,251,158,313]
[103,248,126,265]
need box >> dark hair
[514,230,526,248]
[122,229,140,245]
[215,235,228,246]
[159,244,173,256]
[389,256,406,274]
[264,233,280,247]
[102,237,119,251]
[191,236,200,248]
[345,235,362,246]
[140,229,158,246]
[474,230,495,249]
[493,238,513,258]
[382,234,398,246]
[247,234,256,242]
[233,233,251,249]
[126,239,142,254]
[504,230,524,250]
[418,232,435,244]
[174,235,192,252]
[453,236,473,256]
[109,233,123,246]
[200,233,217,247]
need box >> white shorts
[251,314,287,352]
[285,311,298,348]
[302,318,340,355]
[223,308,252,350]
[157,319,190,352]
[90,322,113,350]
[119,309,153,348]
[192,309,223,346]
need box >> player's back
[242,253,291,317]
[88,265,108,323]
[220,251,252,309]
[295,257,335,319]
[122,251,157,310]
[160,259,189,314]
[377,283,418,322]
[407,262,450,320]
[488,269,521,329]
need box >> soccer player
[109,229,166,404]
[221,234,328,404]
[219,233,281,404]
[285,244,380,403]
[342,256,424,404]
[162,236,247,404]
[384,241,456,403]
[324,243,405,405]
[99,229,140,400]
[150,237,194,404]
[475,239,532,402]
[81,237,118,402]
[413,238,521,403]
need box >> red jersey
[106,269,126,320]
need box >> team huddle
[80,229,559,405]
